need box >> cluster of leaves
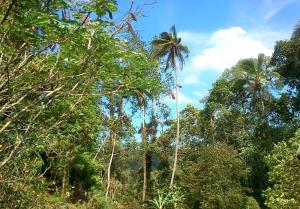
[264,130,300,208]
[147,187,185,209]
[0,0,167,208]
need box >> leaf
[130,12,137,21]
[176,83,182,88]
[108,11,113,19]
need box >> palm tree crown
[151,25,189,70]
[231,53,280,110]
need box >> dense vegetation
[1,0,300,208]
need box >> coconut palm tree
[231,53,279,111]
[151,25,189,186]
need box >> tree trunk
[62,160,69,198]
[0,139,21,168]
[142,100,147,202]
[251,81,258,111]
[106,132,116,198]
[151,97,157,142]
[241,91,246,112]
[297,144,300,160]
[258,89,265,113]
[170,66,180,187]
[106,98,115,198]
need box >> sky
[117,0,300,114]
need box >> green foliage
[264,130,300,209]
[245,196,261,209]
[0,0,165,207]
[147,187,185,209]
[181,142,247,209]
[271,24,300,112]
[1,1,300,208]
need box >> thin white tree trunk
[106,98,115,198]
[87,29,95,50]
[0,139,21,168]
[106,133,115,198]
[170,66,180,187]
[142,101,147,202]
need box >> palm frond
[160,32,172,41]
[292,20,300,39]
[238,59,256,74]
[153,45,171,59]
[151,38,170,46]
[257,53,266,70]
[165,51,176,71]
[171,25,177,41]
[177,52,185,70]
[165,51,173,70]
[130,12,137,21]
[177,44,189,57]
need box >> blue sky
[117,0,300,114]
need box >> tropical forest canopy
[1,0,300,208]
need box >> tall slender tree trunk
[62,160,69,198]
[170,66,180,187]
[251,81,258,111]
[258,89,265,113]
[106,98,115,198]
[106,132,115,198]
[242,91,246,112]
[151,96,157,142]
[142,100,147,202]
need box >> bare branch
[0,135,21,168]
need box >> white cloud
[263,0,298,23]
[188,27,273,73]
[174,26,289,110]
[194,90,209,100]
[178,92,193,104]
[248,29,291,48]
[183,76,199,85]
[178,31,208,47]
[233,0,299,26]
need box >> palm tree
[231,53,279,111]
[151,25,189,186]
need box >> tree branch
[0,136,21,168]
[0,0,17,26]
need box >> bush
[180,142,248,209]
